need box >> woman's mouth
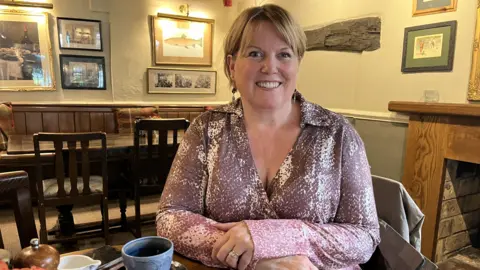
[255,81,282,89]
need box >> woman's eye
[248,51,262,58]
[280,52,292,58]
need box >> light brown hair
[223,4,306,86]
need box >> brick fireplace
[389,101,480,262]
[436,161,480,262]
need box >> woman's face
[228,21,300,110]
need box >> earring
[232,88,237,102]
[292,92,296,104]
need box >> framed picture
[413,0,457,16]
[468,6,480,101]
[151,14,214,66]
[401,21,457,73]
[147,68,216,94]
[0,10,55,91]
[57,17,102,51]
[60,55,106,90]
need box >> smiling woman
[156,4,380,270]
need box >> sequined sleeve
[156,116,226,268]
[243,125,380,269]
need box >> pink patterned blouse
[156,91,380,269]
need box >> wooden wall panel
[13,112,26,135]
[189,112,201,122]
[42,113,59,132]
[10,104,208,135]
[75,112,91,132]
[90,113,105,131]
[58,113,75,132]
[178,112,189,120]
[25,112,43,134]
[401,115,450,260]
[167,112,179,118]
[104,113,116,133]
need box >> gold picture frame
[0,10,55,91]
[413,0,457,17]
[151,14,214,66]
[468,5,480,101]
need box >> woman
[157,4,380,270]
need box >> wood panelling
[42,113,59,132]
[13,112,26,135]
[167,112,179,118]
[75,113,90,132]
[25,113,43,134]
[90,113,104,132]
[178,112,189,121]
[189,112,201,122]
[104,113,116,133]
[9,104,210,135]
[402,115,449,260]
[58,113,75,132]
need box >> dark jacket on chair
[361,175,438,270]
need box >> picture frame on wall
[57,17,102,51]
[151,14,214,66]
[413,0,457,16]
[468,6,480,101]
[60,55,106,90]
[401,21,457,73]
[147,68,216,94]
[0,10,55,91]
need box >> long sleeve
[243,124,380,269]
[156,116,226,268]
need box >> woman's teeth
[256,82,281,88]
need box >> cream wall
[0,0,236,105]
[262,0,478,116]
[109,0,236,104]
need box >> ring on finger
[228,250,240,259]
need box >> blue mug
[121,236,174,270]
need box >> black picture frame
[57,17,103,51]
[60,55,106,90]
[401,21,457,73]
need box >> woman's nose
[260,58,278,74]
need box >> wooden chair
[131,118,190,237]
[0,170,38,249]
[33,132,109,245]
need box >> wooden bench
[0,103,213,203]
[10,103,206,134]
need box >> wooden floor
[438,247,480,270]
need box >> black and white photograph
[148,68,216,94]
[155,73,174,88]
[57,17,102,51]
[60,55,106,90]
[0,11,54,91]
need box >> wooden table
[62,245,218,270]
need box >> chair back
[0,171,37,249]
[133,118,189,192]
[33,132,108,204]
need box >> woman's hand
[212,222,254,270]
[255,256,318,270]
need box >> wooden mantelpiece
[388,101,480,261]
[389,101,480,117]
